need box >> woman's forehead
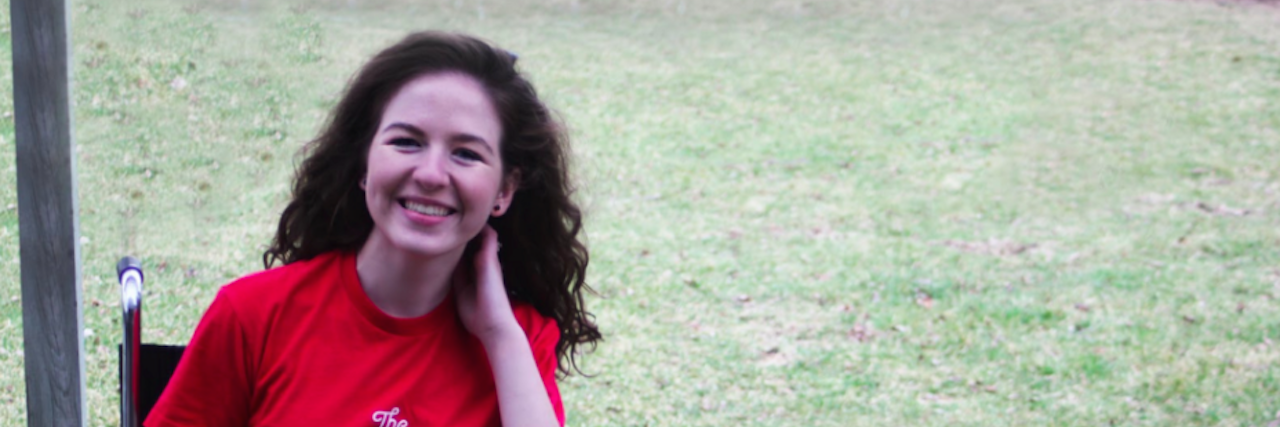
[378,73,502,145]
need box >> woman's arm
[480,328,562,427]
[146,290,254,427]
[454,226,561,427]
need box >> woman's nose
[411,148,450,188]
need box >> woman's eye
[389,137,419,147]
[454,148,483,162]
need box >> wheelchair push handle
[119,256,144,427]
[118,256,143,283]
[118,256,144,311]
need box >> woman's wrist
[476,319,525,349]
[480,319,559,427]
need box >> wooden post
[12,0,86,425]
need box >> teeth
[404,201,451,217]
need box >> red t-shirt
[146,251,564,427]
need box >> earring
[493,205,501,212]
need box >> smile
[400,200,455,217]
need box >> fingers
[475,225,500,268]
[482,225,499,253]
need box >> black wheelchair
[118,256,186,427]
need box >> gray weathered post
[12,0,87,425]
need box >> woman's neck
[355,232,463,318]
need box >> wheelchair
[118,256,186,427]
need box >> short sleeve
[528,314,564,426]
[145,289,255,427]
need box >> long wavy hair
[263,31,600,376]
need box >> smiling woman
[143,32,601,427]
[360,72,513,287]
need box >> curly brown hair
[263,31,600,376]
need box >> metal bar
[118,257,144,427]
[12,0,86,425]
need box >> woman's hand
[454,226,562,427]
[453,225,522,345]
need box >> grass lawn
[2,0,1279,425]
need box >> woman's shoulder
[510,301,560,341]
[216,251,352,308]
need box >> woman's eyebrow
[383,122,425,138]
[451,133,496,155]
[383,122,495,155]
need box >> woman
[147,31,600,427]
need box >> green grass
[2,0,1280,425]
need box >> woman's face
[361,72,513,259]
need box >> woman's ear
[491,169,521,217]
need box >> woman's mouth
[401,200,455,217]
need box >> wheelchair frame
[118,257,187,427]
[119,256,143,427]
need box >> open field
[2,0,1280,425]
